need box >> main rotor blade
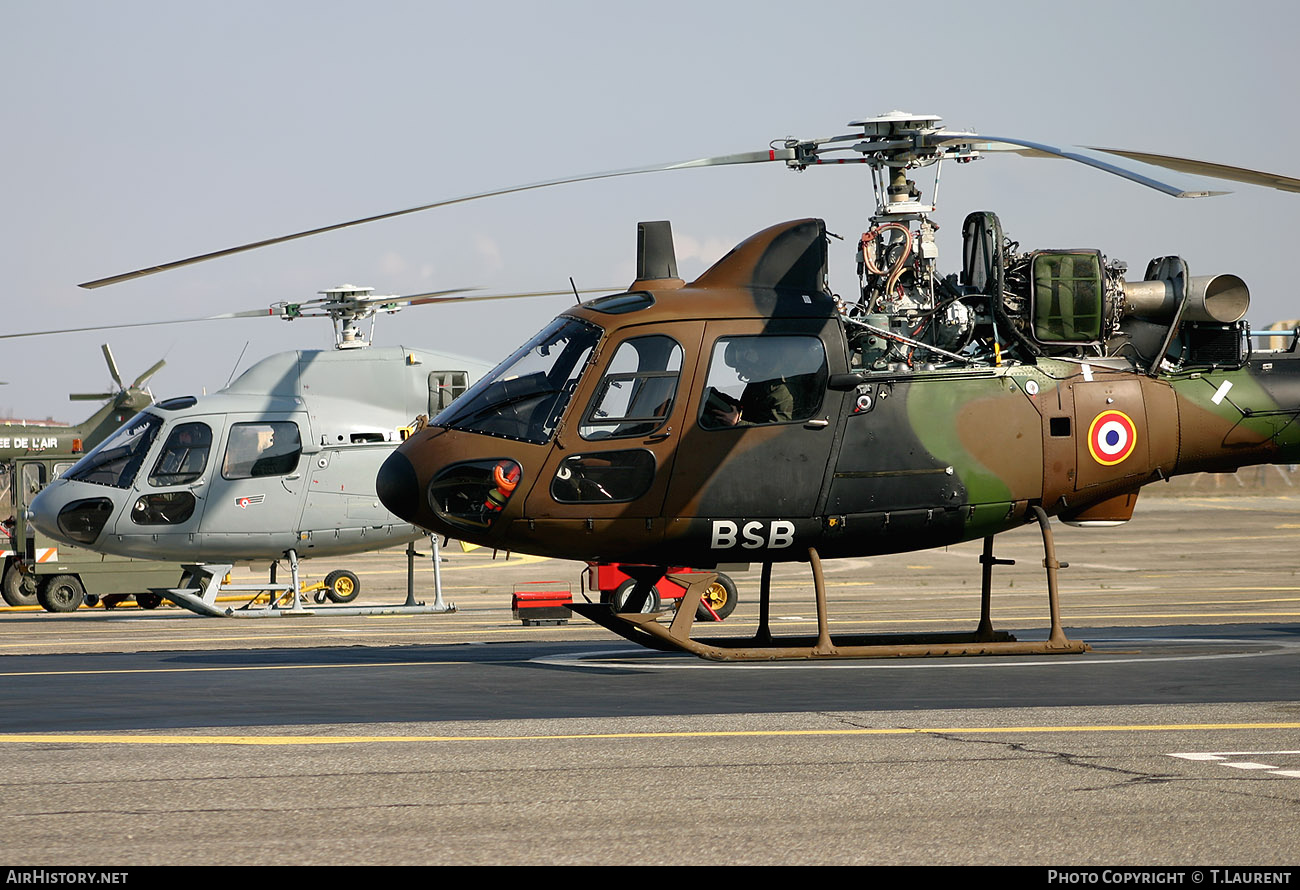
[0,308,280,341]
[69,392,116,401]
[392,285,621,308]
[78,151,783,290]
[0,286,619,341]
[79,124,1290,293]
[942,134,1227,198]
[1086,147,1300,194]
[274,285,587,316]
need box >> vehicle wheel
[605,579,660,613]
[102,594,128,610]
[2,564,38,607]
[323,570,361,603]
[135,592,163,610]
[37,575,85,613]
[695,573,738,621]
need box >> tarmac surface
[2,495,1300,865]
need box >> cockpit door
[663,320,845,520]
[522,322,704,526]
[110,415,226,559]
[197,414,309,558]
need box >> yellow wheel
[695,573,738,621]
[323,570,360,604]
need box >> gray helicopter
[17,284,585,615]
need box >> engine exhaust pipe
[1122,274,1250,324]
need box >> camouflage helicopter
[37,112,1300,656]
[360,111,1300,661]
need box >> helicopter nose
[29,485,115,547]
[26,487,55,535]
[377,449,421,524]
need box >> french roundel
[1087,410,1138,466]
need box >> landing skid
[156,537,457,618]
[569,506,1090,661]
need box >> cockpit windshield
[64,411,162,489]
[434,316,601,444]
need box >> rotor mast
[315,285,385,350]
[271,284,409,350]
[839,113,979,337]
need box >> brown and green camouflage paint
[380,218,1300,569]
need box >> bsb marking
[710,520,795,550]
[1087,410,1137,466]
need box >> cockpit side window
[64,412,163,489]
[580,335,682,440]
[222,422,302,479]
[149,422,213,487]
[699,335,828,429]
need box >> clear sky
[4,0,1297,421]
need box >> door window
[131,491,197,525]
[222,422,302,479]
[549,450,656,503]
[20,463,45,499]
[429,370,470,413]
[580,336,682,440]
[699,335,828,429]
[149,422,213,486]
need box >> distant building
[0,418,70,429]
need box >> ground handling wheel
[323,570,361,604]
[135,592,164,610]
[603,579,661,613]
[695,572,738,621]
[37,575,85,613]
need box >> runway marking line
[1169,750,1300,780]
[1,722,1299,747]
[4,606,1300,652]
[1171,749,1300,758]
[0,660,461,677]
[0,624,615,649]
[1176,498,1299,511]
